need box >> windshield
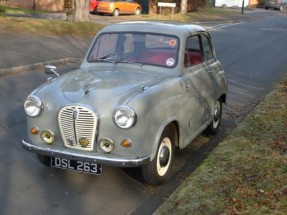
[87,32,179,68]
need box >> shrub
[0,5,6,16]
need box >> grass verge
[4,6,48,14]
[156,76,287,214]
[0,17,104,36]
[142,7,243,22]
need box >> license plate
[50,157,102,175]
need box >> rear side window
[184,35,203,67]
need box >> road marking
[206,22,244,30]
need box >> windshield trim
[86,31,180,69]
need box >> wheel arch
[135,7,141,13]
[113,8,120,16]
[220,93,227,104]
[149,119,179,161]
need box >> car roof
[99,21,206,37]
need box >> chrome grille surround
[58,105,98,151]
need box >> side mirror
[44,65,59,78]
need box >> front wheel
[113,9,119,16]
[141,125,176,185]
[204,98,222,135]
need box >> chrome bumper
[22,139,150,167]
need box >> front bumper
[22,139,150,167]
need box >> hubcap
[157,137,172,176]
[159,145,170,167]
[213,101,221,128]
[214,106,219,122]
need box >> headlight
[24,95,43,117]
[113,106,136,129]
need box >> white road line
[206,22,244,30]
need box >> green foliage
[158,76,287,214]
[0,5,6,16]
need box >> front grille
[58,105,98,151]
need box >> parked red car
[90,0,100,14]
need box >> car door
[123,0,135,14]
[182,34,213,136]
[201,32,225,106]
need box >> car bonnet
[60,66,174,107]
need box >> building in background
[215,0,259,8]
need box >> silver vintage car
[22,21,228,185]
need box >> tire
[135,8,141,15]
[113,9,119,16]
[204,98,222,135]
[92,7,97,15]
[37,154,50,166]
[141,125,176,185]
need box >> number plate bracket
[50,157,102,175]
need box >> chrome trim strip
[22,139,150,167]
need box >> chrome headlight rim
[113,106,137,129]
[24,95,43,117]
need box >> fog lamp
[121,139,132,148]
[41,130,55,145]
[99,138,114,153]
[31,127,39,135]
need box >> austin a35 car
[22,21,228,185]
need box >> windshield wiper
[94,54,117,64]
[117,60,143,66]
[95,55,143,66]
[96,58,116,64]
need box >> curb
[0,58,82,78]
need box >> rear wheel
[92,7,98,14]
[113,9,120,16]
[141,125,176,185]
[135,8,141,15]
[204,98,222,135]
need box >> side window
[184,35,202,67]
[201,34,214,61]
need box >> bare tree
[181,0,188,14]
[72,0,89,22]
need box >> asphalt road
[1,13,287,215]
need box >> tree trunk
[72,0,89,22]
[181,0,188,14]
